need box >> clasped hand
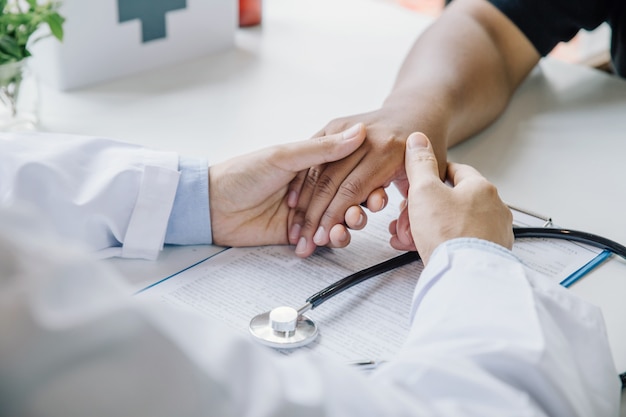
[209,123,512,264]
[209,124,370,249]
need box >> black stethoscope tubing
[308,226,626,311]
[512,227,626,259]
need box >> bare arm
[388,0,540,161]
[289,0,541,257]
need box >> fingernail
[338,228,348,244]
[313,226,325,245]
[289,223,301,243]
[407,133,428,149]
[295,237,307,255]
[342,123,362,141]
[287,190,298,207]
[357,213,365,227]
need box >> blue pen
[560,249,612,288]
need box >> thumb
[404,132,440,187]
[274,123,366,172]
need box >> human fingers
[388,206,416,251]
[363,187,388,213]
[312,205,366,250]
[445,161,484,187]
[447,163,515,249]
[285,127,327,209]
[287,124,366,249]
[287,170,307,209]
[292,146,368,257]
[404,132,449,263]
[296,137,404,256]
[327,224,351,248]
[404,132,441,190]
[272,123,366,174]
[394,202,414,247]
[344,205,367,230]
[405,134,514,262]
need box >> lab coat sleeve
[372,238,620,416]
[0,132,182,260]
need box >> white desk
[35,0,626,411]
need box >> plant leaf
[0,35,22,60]
[0,0,65,64]
[45,12,64,41]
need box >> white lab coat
[0,133,620,416]
[0,132,180,259]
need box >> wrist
[378,99,450,179]
[208,165,225,246]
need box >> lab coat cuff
[165,156,212,245]
[409,238,519,322]
[121,150,180,260]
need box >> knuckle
[337,179,364,201]
[411,177,440,193]
[478,178,499,196]
[326,117,350,131]
[321,208,341,225]
[313,174,339,198]
[302,215,320,232]
[291,206,306,222]
[304,168,321,188]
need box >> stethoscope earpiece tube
[307,226,626,311]
[513,227,626,260]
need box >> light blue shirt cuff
[164,156,213,245]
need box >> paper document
[137,193,605,363]
[137,206,417,362]
[510,206,605,284]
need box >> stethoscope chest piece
[249,306,318,348]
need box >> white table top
[35,0,625,409]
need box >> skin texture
[390,132,513,264]
[209,124,370,248]
[287,0,540,258]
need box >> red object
[239,0,262,27]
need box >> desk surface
[35,0,625,410]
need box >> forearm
[383,0,540,171]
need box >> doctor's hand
[391,132,513,264]
[209,124,369,249]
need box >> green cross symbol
[118,0,187,43]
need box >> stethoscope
[249,226,626,350]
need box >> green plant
[0,0,63,121]
[0,0,64,65]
